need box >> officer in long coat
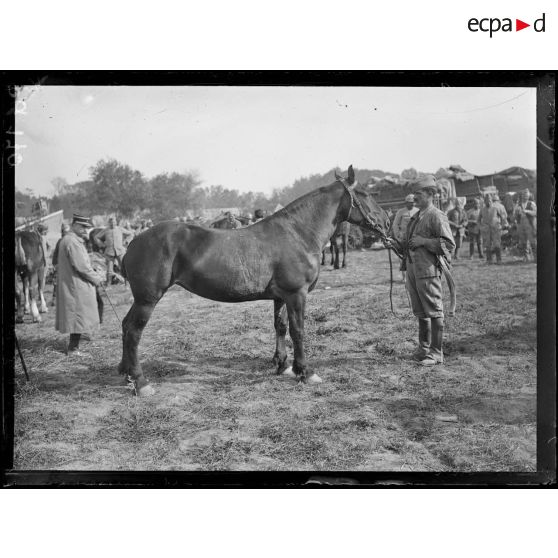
[55,213,103,355]
[401,176,455,366]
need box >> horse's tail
[15,233,26,267]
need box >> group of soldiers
[391,187,537,267]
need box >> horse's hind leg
[341,235,348,268]
[272,299,292,376]
[118,301,157,396]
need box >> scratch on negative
[537,136,555,152]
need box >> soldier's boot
[412,318,431,361]
[420,318,444,366]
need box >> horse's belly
[178,253,273,302]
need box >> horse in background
[119,165,390,396]
[15,230,48,323]
[321,221,351,269]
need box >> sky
[15,85,537,197]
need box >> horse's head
[336,165,390,240]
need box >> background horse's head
[335,165,390,239]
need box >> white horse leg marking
[307,373,323,384]
[40,291,48,313]
[30,299,41,322]
[282,366,296,377]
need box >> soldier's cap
[72,213,94,227]
[404,194,415,202]
[410,175,438,194]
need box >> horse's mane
[272,181,341,221]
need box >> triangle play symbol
[516,19,530,31]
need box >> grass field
[13,249,536,472]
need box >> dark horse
[119,166,390,396]
[321,221,351,269]
[15,230,48,323]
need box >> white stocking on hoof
[30,300,41,323]
[40,292,48,313]
[281,366,296,377]
[137,384,155,397]
[307,373,323,384]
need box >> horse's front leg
[23,275,30,314]
[272,299,292,376]
[286,291,322,384]
[333,237,341,269]
[38,266,48,313]
[15,273,24,323]
[341,234,348,268]
[28,272,41,323]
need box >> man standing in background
[94,217,134,285]
[446,198,468,260]
[513,188,537,262]
[466,197,484,259]
[479,193,508,264]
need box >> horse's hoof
[137,384,156,397]
[281,366,296,377]
[32,316,42,323]
[307,373,323,384]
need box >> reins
[340,179,404,317]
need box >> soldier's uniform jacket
[95,226,133,257]
[403,205,455,278]
[479,203,508,230]
[55,231,100,334]
[513,200,537,229]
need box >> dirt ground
[13,248,536,472]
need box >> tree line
[16,158,395,222]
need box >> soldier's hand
[409,236,425,249]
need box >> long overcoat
[55,231,100,334]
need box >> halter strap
[340,181,385,239]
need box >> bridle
[337,176,405,317]
[338,178,403,259]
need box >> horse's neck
[281,184,345,249]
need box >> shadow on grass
[445,318,536,357]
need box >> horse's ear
[334,170,343,181]
[348,165,355,184]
